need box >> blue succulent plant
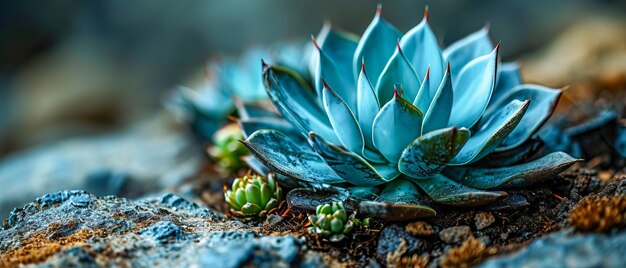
[239,5,578,220]
[168,42,310,141]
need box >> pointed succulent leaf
[356,62,380,149]
[242,130,344,184]
[492,62,522,103]
[399,127,470,178]
[446,152,579,189]
[412,68,431,115]
[449,46,499,129]
[314,40,358,110]
[238,117,303,141]
[484,84,562,151]
[359,178,436,221]
[309,132,398,186]
[312,28,359,98]
[443,27,493,76]
[322,81,365,155]
[422,65,453,133]
[474,138,544,167]
[400,14,445,96]
[233,99,280,120]
[372,91,424,163]
[413,174,507,206]
[375,44,422,104]
[263,64,340,144]
[353,4,402,84]
[450,99,530,165]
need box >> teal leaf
[448,45,499,129]
[308,132,397,186]
[413,174,507,206]
[242,129,344,184]
[313,39,358,110]
[372,91,424,163]
[399,127,470,178]
[443,26,493,76]
[322,81,365,155]
[399,14,445,96]
[238,117,303,141]
[375,43,421,104]
[263,64,340,144]
[359,178,436,221]
[412,68,432,116]
[233,98,280,120]
[353,4,402,85]
[348,186,380,200]
[492,62,522,103]
[422,65,453,133]
[446,152,580,189]
[474,138,544,167]
[485,85,562,151]
[356,63,380,149]
[311,26,359,97]
[450,99,530,165]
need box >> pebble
[474,212,496,230]
[439,226,473,244]
[405,221,434,236]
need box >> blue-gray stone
[0,191,313,267]
[480,230,626,268]
[140,221,185,243]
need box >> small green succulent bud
[307,201,358,242]
[224,172,282,219]
[209,123,249,173]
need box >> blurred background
[0,0,625,217]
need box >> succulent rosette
[208,123,249,173]
[168,42,310,141]
[224,173,283,219]
[308,201,358,242]
[239,5,578,220]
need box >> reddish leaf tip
[424,5,429,21]
[376,3,383,17]
[311,35,321,50]
[393,85,400,98]
[322,79,331,90]
[425,66,431,79]
[446,62,451,73]
[361,57,366,72]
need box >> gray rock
[480,230,626,268]
[0,191,311,267]
[439,226,473,244]
[0,114,203,218]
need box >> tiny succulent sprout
[239,4,579,221]
[307,201,367,242]
[224,172,282,219]
[209,123,249,173]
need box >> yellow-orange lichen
[440,237,496,268]
[398,254,429,268]
[0,227,106,267]
[569,195,626,232]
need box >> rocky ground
[2,16,626,268]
